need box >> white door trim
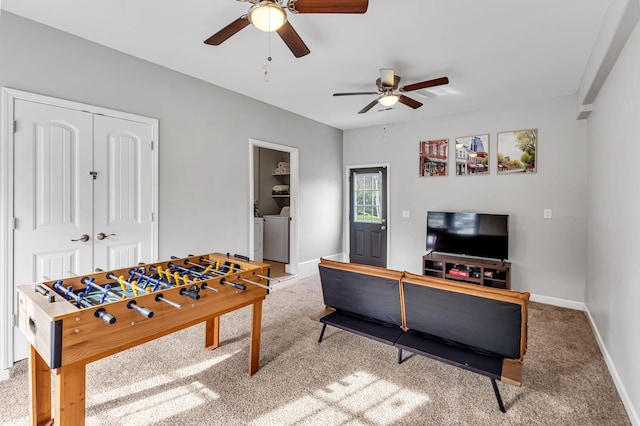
[0,87,160,372]
[343,163,392,266]
[248,138,299,275]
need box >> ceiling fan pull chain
[263,31,273,81]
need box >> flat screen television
[426,211,509,260]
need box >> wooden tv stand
[423,253,511,289]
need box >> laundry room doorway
[249,139,298,278]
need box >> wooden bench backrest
[317,260,529,361]
[402,272,529,361]
[318,259,404,327]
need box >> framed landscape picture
[454,134,489,176]
[419,139,448,177]
[497,128,537,174]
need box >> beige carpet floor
[0,275,630,425]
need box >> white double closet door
[12,99,156,361]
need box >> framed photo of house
[419,139,449,177]
[497,128,537,174]
[454,134,489,176]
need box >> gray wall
[0,12,343,264]
[586,18,640,423]
[344,95,588,301]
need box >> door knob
[97,232,116,240]
[71,234,90,242]
[381,225,387,231]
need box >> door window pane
[353,172,382,223]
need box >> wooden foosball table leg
[54,363,86,426]
[29,345,52,426]
[248,299,263,376]
[205,316,220,350]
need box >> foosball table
[17,252,272,426]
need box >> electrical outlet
[402,210,410,218]
[543,209,552,219]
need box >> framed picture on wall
[497,128,537,174]
[419,139,449,177]
[454,134,489,176]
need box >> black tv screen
[426,211,509,260]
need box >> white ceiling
[2,0,611,130]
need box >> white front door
[11,100,156,362]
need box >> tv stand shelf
[423,253,511,290]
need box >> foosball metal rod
[200,282,219,293]
[252,273,281,283]
[154,293,182,309]
[236,277,271,291]
[219,277,246,291]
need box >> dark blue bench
[313,259,530,413]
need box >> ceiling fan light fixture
[378,92,399,107]
[249,2,287,32]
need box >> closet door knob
[71,234,90,242]
[97,233,116,240]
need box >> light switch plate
[402,210,410,218]
[543,209,552,219]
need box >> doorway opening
[249,139,299,279]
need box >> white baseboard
[297,253,344,278]
[531,294,637,424]
[0,368,8,381]
[584,307,639,426]
[529,293,585,311]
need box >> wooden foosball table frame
[17,252,271,426]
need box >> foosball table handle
[179,286,201,300]
[94,307,116,325]
[126,300,154,318]
[220,278,246,291]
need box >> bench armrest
[310,307,335,322]
[501,359,523,386]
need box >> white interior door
[12,100,94,360]
[10,99,156,363]
[92,115,154,270]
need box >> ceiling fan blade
[333,92,379,96]
[379,69,395,87]
[398,95,423,109]
[292,0,369,13]
[276,22,310,58]
[400,77,449,92]
[204,16,250,45]
[358,99,379,114]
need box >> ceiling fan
[204,0,369,58]
[334,69,450,114]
